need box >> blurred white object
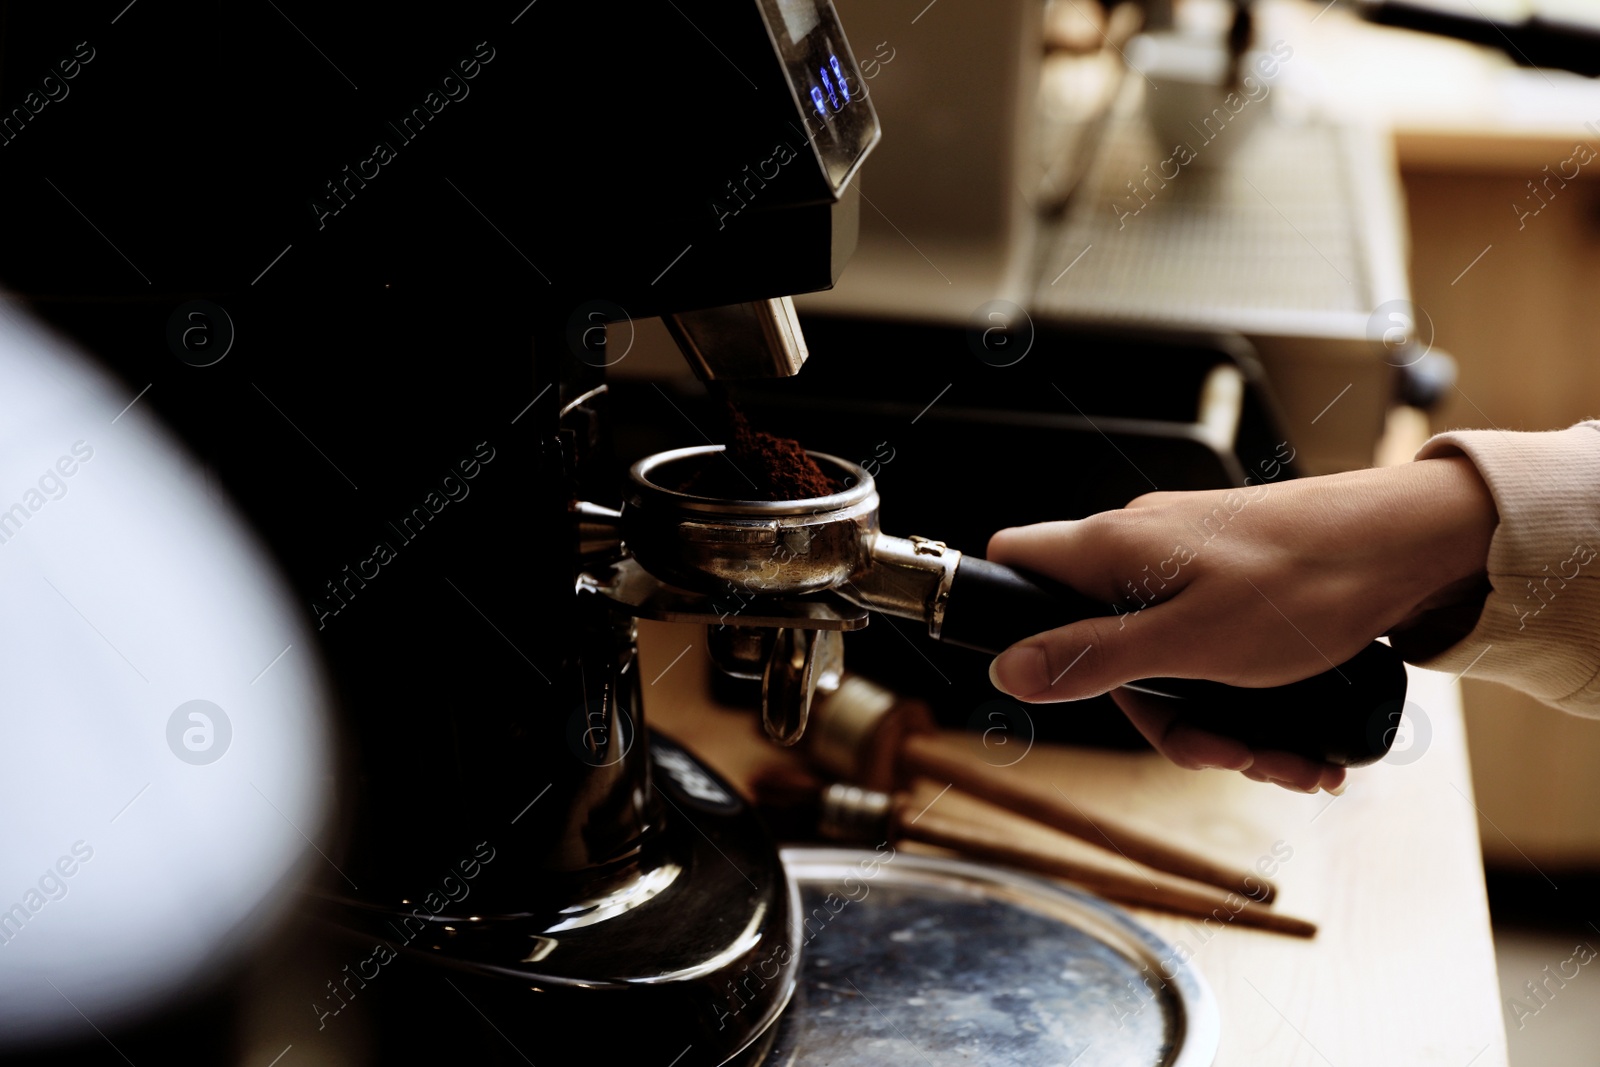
[0,299,334,1048]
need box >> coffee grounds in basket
[677,400,838,501]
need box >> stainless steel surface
[622,446,958,623]
[763,628,825,746]
[764,848,1221,1067]
[663,297,811,380]
[1032,97,1382,332]
[559,381,610,418]
[814,625,845,695]
[710,624,778,679]
[573,500,624,559]
[838,534,959,635]
[615,445,973,748]
[625,445,879,596]
[580,559,871,631]
[1030,76,1411,472]
[757,626,844,746]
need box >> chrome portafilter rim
[627,444,876,517]
[622,444,880,597]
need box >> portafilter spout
[616,445,1408,767]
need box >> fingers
[1112,689,1348,794]
[988,520,1124,601]
[989,516,1197,621]
[988,601,1201,702]
[987,517,1208,700]
[1243,751,1346,794]
[1112,689,1253,771]
[987,521,1080,562]
[987,522,1352,793]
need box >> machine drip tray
[760,848,1219,1067]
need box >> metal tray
[758,847,1219,1067]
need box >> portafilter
[587,444,1406,766]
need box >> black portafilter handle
[938,556,1408,768]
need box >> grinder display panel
[757,0,880,194]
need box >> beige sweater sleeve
[1407,421,1600,715]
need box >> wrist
[1424,453,1497,581]
[1387,454,1498,604]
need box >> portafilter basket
[624,445,879,597]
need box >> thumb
[987,600,1200,702]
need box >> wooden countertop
[640,620,1508,1066]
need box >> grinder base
[309,733,801,1067]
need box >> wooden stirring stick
[908,798,1315,938]
[756,772,1314,938]
[899,733,1275,903]
[807,675,1277,904]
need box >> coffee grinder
[301,3,886,1063]
[0,2,877,1064]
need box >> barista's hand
[984,456,1498,793]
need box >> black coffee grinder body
[0,3,877,1063]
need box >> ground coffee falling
[678,399,837,501]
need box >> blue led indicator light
[830,54,849,101]
[810,85,827,118]
[820,68,839,109]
